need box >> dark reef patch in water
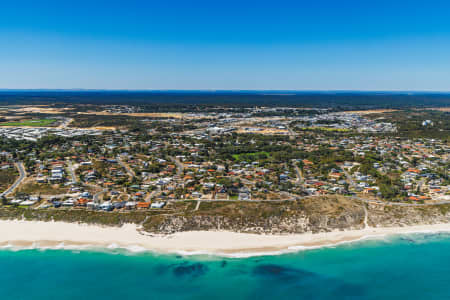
[221,261,227,268]
[173,262,209,278]
[252,264,366,298]
[253,264,316,281]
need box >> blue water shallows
[0,233,449,300]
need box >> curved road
[292,161,304,187]
[1,162,26,197]
[94,188,108,203]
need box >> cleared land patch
[0,168,18,193]
[342,109,399,115]
[78,111,185,119]
[299,126,351,132]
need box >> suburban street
[1,162,26,197]
[117,156,136,178]
[286,124,298,140]
[169,156,184,177]
[342,168,357,189]
[66,160,78,183]
[93,188,108,203]
[292,160,304,187]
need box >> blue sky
[2,0,450,90]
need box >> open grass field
[17,182,69,195]
[232,151,270,161]
[0,119,57,127]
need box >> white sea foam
[171,230,450,258]
[123,245,147,253]
[0,231,437,258]
[0,220,449,258]
[107,243,119,249]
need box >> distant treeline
[0,91,450,110]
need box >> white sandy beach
[0,220,449,257]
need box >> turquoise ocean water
[1,233,450,300]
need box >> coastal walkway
[363,203,369,228]
[195,200,201,210]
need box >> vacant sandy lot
[236,128,289,135]
[12,106,72,114]
[426,107,450,112]
[342,109,398,115]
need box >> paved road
[94,188,108,203]
[169,156,184,177]
[1,162,26,197]
[240,176,298,200]
[145,186,160,202]
[292,161,304,186]
[117,156,135,178]
[3,162,446,209]
[165,197,299,203]
[338,169,450,207]
[286,124,297,140]
[66,160,78,183]
[417,178,426,193]
[342,168,357,188]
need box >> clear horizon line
[1,88,450,94]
